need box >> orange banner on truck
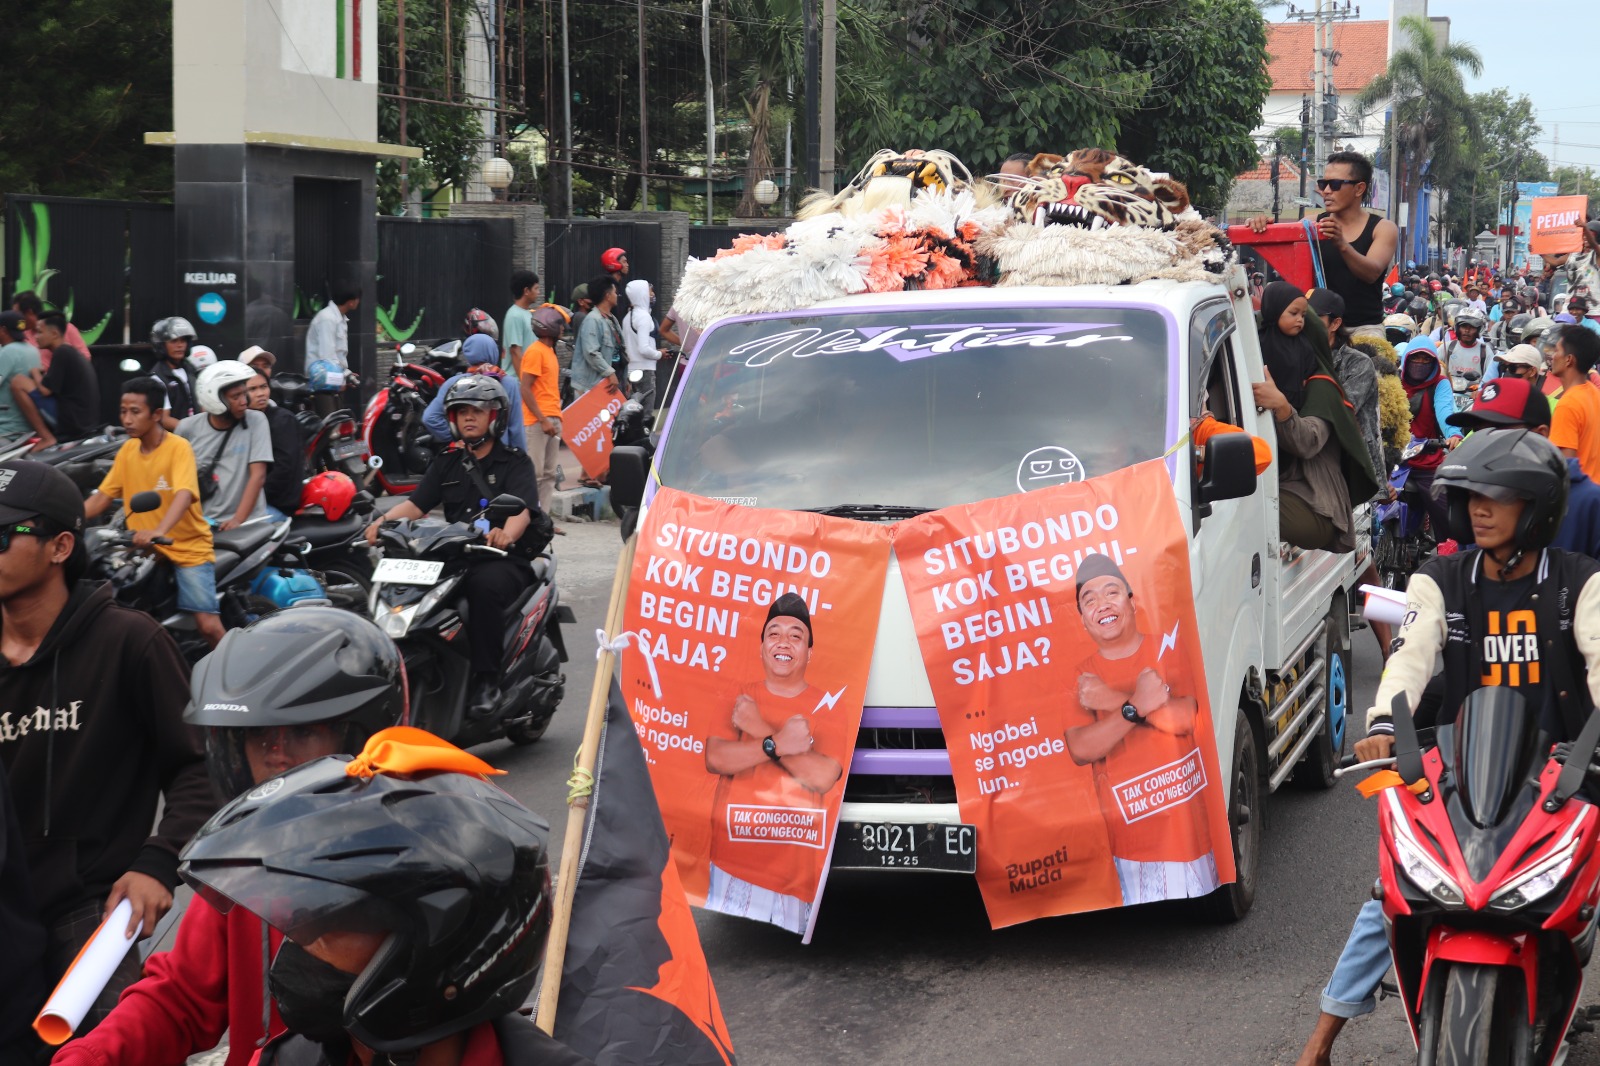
[1529,195,1590,256]
[561,379,625,479]
[620,487,891,937]
[892,460,1235,927]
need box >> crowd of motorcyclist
[0,255,673,1064]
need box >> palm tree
[1358,15,1482,260]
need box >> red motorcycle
[362,340,463,495]
[1345,688,1600,1065]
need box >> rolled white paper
[33,899,142,1045]
[1359,584,1409,627]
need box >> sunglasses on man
[1315,178,1363,191]
[0,522,47,553]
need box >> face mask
[268,940,358,1043]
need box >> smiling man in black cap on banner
[0,461,212,1041]
[703,593,844,933]
[1065,552,1218,906]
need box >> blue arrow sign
[196,292,227,325]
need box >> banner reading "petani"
[620,488,891,937]
[892,460,1235,927]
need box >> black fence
[543,219,661,311]
[3,195,174,347]
[376,215,514,344]
[687,223,784,262]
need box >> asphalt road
[486,523,1600,1066]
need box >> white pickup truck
[611,261,1363,920]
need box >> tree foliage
[859,0,1270,215]
[375,0,485,212]
[1442,89,1548,244]
[2,0,173,200]
[1358,16,1481,242]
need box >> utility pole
[1284,1,1360,177]
[819,0,836,193]
[803,0,821,188]
[1271,141,1282,221]
[637,0,648,209]
[1298,94,1311,219]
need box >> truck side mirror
[1198,432,1258,510]
[609,446,649,512]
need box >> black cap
[1307,288,1346,320]
[0,462,84,533]
[0,311,25,340]
[1075,552,1131,601]
[764,592,813,646]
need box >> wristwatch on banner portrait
[762,735,782,761]
[1121,702,1142,724]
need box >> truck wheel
[1200,709,1260,923]
[1294,599,1350,789]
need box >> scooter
[303,407,372,482]
[369,494,572,747]
[1450,368,1481,414]
[28,427,128,496]
[362,342,464,495]
[88,493,331,662]
[1374,438,1444,590]
[1340,690,1600,1065]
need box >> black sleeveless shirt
[1318,212,1386,328]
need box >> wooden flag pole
[536,532,639,1034]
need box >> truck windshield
[655,307,1171,513]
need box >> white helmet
[195,360,257,416]
[187,345,219,374]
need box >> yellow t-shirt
[97,433,214,568]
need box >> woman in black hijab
[1258,280,1319,410]
[1252,281,1380,552]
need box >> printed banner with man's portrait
[892,460,1235,928]
[620,488,892,936]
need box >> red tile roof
[1266,20,1390,94]
[1236,157,1303,182]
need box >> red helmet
[601,247,628,273]
[462,308,499,342]
[298,471,359,522]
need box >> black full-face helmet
[179,756,551,1054]
[1434,428,1569,564]
[185,607,408,798]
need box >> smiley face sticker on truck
[1016,447,1085,493]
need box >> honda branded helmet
[184,608,408,798]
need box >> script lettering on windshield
[728,322,1133,367]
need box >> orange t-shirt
[1551,380,1600,482]
[707,682,842,899]
[1064,635,1213,865]
[519,339,562,427]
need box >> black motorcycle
[289,487,379,611]
[370,494,571,746]
[89,493,330,662]
[33,427,129,496]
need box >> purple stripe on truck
[849,749,952,776]
[859,706,941,729]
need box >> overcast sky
[1264,2,1599,175]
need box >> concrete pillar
[446,202,547,290]
[602,210,690,313]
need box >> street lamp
[481,156,514,193]
[753,179,780,207]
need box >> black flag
[549,680,736,1065]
